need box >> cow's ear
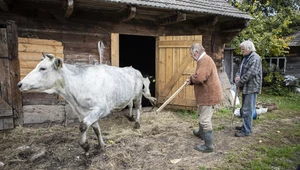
[41,52,46,60]
[54,58,63,69]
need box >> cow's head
[17,53,64,94]
[143,75,155,97]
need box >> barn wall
[1,12,232,125]
[286,46,300,78]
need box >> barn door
[111,33,119,66]
[156,35,202,110]
[0,21,22,130]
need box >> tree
[228,1,300,58]
[227,0,300,95]
[228,0,300,16]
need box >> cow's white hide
[18,54,156,152]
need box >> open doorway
[119,34,156,107]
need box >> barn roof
[289,31,300,47]
[0,0,252,37]
[86,0,253,20]
[1,0,252,20]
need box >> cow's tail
[142,77,157,107]
[142,92,157,107]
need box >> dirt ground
[0,107,298,170]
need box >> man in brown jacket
[186,43,222,153]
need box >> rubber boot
[194,130,214,153]
[193,123,203,140]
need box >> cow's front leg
[79,122,90,153]
[81,106,108,152]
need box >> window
[264,57,286,73]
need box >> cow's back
[61,64,143,116]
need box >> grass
[174,109,198,119]
[216,92,300,170]
[175,91,300,170]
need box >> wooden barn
[0,0,252,129]
[286,31,300,78]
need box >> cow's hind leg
[125,100,135,122]
[133,98,142,129]
[91,122,105,149]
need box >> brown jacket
[189,54,222,106]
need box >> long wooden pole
[231,86,239,127]
[156,82,188,113]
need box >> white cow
[17,53,156,153]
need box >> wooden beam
[62,0,74,19]
[118,6,136,23]
[195,15,218,28]
[221,19,249,32]
[159,11,186,26]
[0,0,10,12]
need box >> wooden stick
[156,82,188,113]
[231,86,239,127]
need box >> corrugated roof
[289,31,300,47]
[102,0,252,19]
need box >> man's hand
[235,76,240,84]
[186,78,191,85]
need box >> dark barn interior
[119,34,156,107]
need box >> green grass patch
[248,145,300,170]
[214,92,300,170]
[258,93,300,112]
[218,144,300,170]
[174,109,198,119]
[214,107,233,119]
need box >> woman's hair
[240,40,256,52]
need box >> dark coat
[236,52,262,94]
[189,54,222,106]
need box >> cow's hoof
[134,122,140,129]
[80,142,90,153]
[125,115,135,122]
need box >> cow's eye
[39,67,46,71]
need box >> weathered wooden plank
[158,46,166,96]
[18,37,62,46]
[7,20,22,127]
[63,42,98,48]
[0,97,12,116]
[3,117,14,129]
[0,0,9,12]
[19,52,64,60]
[161,54,193,97]
[177,47,186,100]
[0,118,3,130]
[22,93,60,105]
[173,46,180,96]
[20,68,35,75]
[0,28,8,58]
[23,105,65,124]
[18,44,63,53]
[18,52,44,60]
[159,40,197,48]
[19,60,40,68]
[0,60,9,101]
[111,33,119,66]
